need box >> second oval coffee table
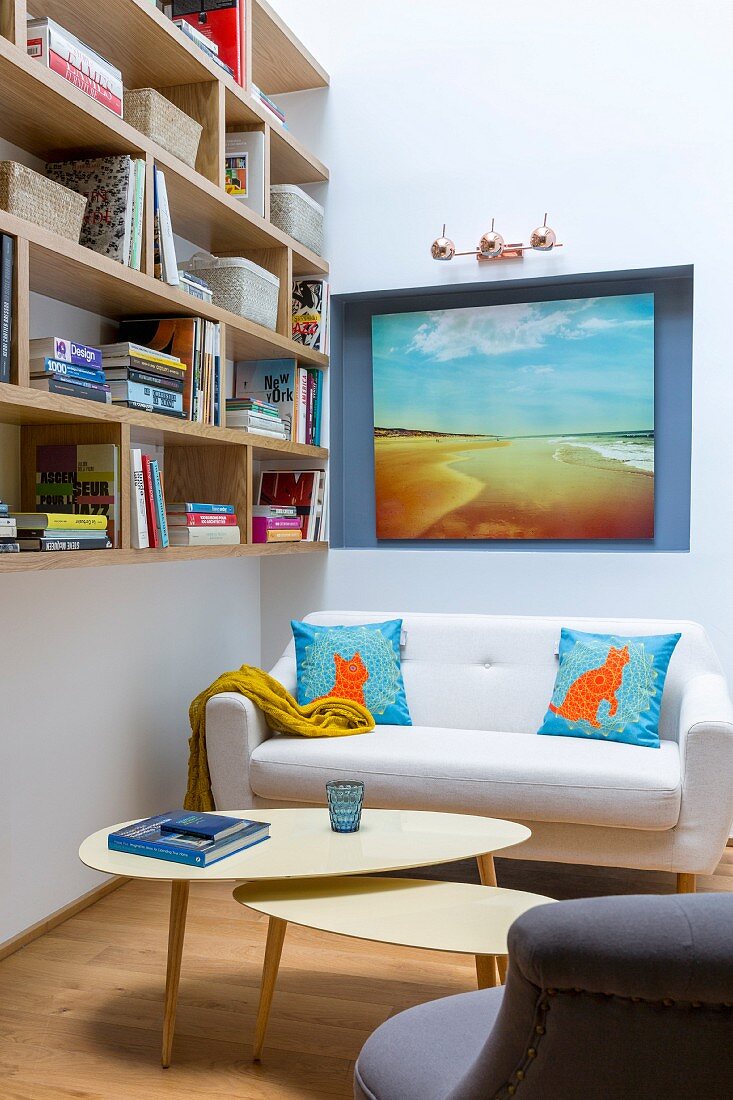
[79,808,530,1066]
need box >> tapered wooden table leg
[162,880,189,1069]
[496,955,508,984]
[475,954,498,989]
[253,915,288,1061]
[477,852,497,887]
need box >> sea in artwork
[372,294,656,541]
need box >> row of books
[46,155,146,270]
[172,17,235,78]
[168,1,247,87]
[109,811,270,867]
[130,470,243,549]
[233,359,324,445]
[34,442,119,548]
[251,82,287,127]
[0,235,13,384]
[27,17,123,117]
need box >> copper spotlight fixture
[430,214,563,263]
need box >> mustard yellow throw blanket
[185,664,374,811]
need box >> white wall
[261,0,733,674]
[0,140,262,943]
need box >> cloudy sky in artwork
[371,293,655,436]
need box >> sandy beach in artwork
[374,434,654,540]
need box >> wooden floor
[2,854,732,1099]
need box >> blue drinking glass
[326,780,365,833]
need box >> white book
[155,169,179,286]
[129,448,149,549]
[168,526,241,546]
[225,131,266,218]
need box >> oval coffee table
[235,875,554,1059]
[79,808,530,1066]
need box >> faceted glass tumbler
[326,781,365,833]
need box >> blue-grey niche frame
[330,266,693,551]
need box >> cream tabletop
[234,875,554,955]
[79,808,530,881]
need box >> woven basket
[124,89,203,169]
[182,252,280,330]
[0,161,87,242]
[270,184,324,255]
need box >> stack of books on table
[108,811,270,867]
[165,502,241,548]
[10,513,111,552]
[252,505,302,544]
[29,338,110,404]
[102,342,186,419]
[27,17,123,117]
[0,504,19,553]
[226,398,288,439]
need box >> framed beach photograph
[371,293,655,540]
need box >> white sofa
[206,612,733,883]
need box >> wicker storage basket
[124,89,203,169]
[270,184,324,255]
[0,161,87,242]
[182,252,280,330]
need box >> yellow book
[10,513,109,531]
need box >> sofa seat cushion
[249,725,682,830]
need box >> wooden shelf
[0,209,328,370]
[252,0,329,94]
[0,383,329,458]
[23,0,329,186]
[0,541,329,573]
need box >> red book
[252,515,302,542]
[171,1,245,86]
[166,512,238,527]
[141,455,159,548]
[47,51,123,115]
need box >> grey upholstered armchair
[354,893,733,1100]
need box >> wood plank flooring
[1,853,731,1099]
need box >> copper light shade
[430,214,562,263]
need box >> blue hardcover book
[108,812,270,867]
[311,369,323,447]
[149,460,169,548]
[160,811,262,842]
[34,357,106,384]
[165,502,235,514]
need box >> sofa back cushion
[275,612,721,740]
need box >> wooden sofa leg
[676,873,696,894]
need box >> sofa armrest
[674,673,733,869]
[206,692,272,810]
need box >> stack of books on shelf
[108,811,270,867]
[10,513,111,553]
[233,359,323,445]
[292,278,330,355]
[170,0,246,86]
[172,17,235,76]
[102,342,186,419]
[0,503,19,554]
[252,504,302,544]
[46,157,145,270]
[177,270,213,303]
[0,234,14,385]
[258,469,328,541]
[27,17,123,116]
[225,397,288,439]
[251,82,286,127]
[119,318,222,425]
[36,443,119,546]
[130,447,169,549]
[29,338,110,404]
[165,502,241,548]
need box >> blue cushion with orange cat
[291,619,412,726]
[537,628,681,748]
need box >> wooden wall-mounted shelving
[0,0,330,572]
